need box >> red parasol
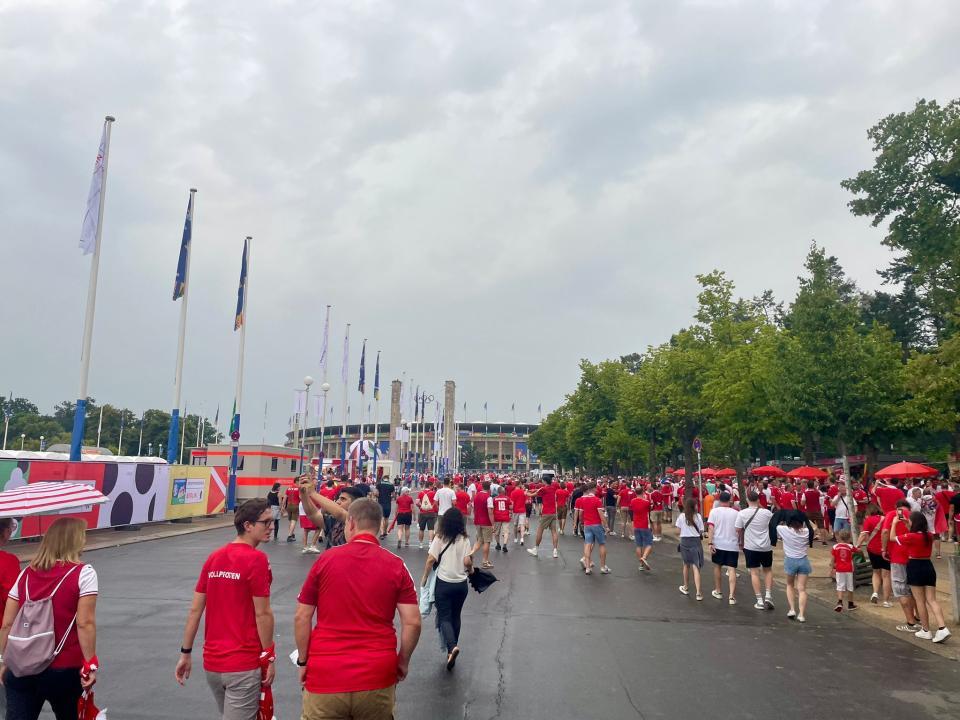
[0,482,108,518]
[875,461,939,480]
[787,466,829,480]
[697,468,718,478]
[671,468,687,476]
[713,468,737,478]
[750,465,787,478]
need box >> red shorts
[300,515,317,531]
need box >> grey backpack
[4,565,79,677]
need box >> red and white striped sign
[0,482,108,518]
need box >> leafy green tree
[842,98,960,343]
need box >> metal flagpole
[137,411,144,455]
[96,405,103,448]
[319,305,330,472]
[167,189,196,464]
[227,237,251,511]
[340,324,350,477]
[358,340,366,480]
[117,413,124,456]
[179,402,188,464]
[372,351,381,481]
[71,116,116,462]
[196,402,203,448]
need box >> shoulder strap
[436,539,455,565]
[865,518,883,546]
[742,507,761,532]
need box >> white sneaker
[797,615,806,623]
[679,585,689,595]
[753,600,766,610]
[526,548,538,558]
[870,593,879,604]
[728,597,737,606]
[881,601,894,608]
[585,567,593,575]
[418,543,423,549]
[579,557,586,569]
[552,549,559,558]
[711,590,723,600]
[764,597,775,611]
[787,610,797,619]
[301,546,311,554]
[514,537,518,544]
[915,629,933,640]
[933,627,951,643]
[600,566,611,574]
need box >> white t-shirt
[735,506,773,552]
[776,525,810,559]
[467,482,477,499]
[707,506,740,551]
[675,513,704,538]
[429,535,472,583]
[434,487,457,515]
[833,493,851,519]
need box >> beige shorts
[476,525,493,544]
[538,514,557,531]
[302,685,395,720]
[205,669,260,720]
[650,510,662,523]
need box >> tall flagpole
[358,340,367,479]
[372,351,381,481]
[340,324,351,477]
[137,411,144,456]
[71,115,116,462]
[179,402,188,464]
[228,237,251,511]
[168,188,196,464]
[96,405,104,448]
[318,305,330,471]
[118,413,125,456]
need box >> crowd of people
[0,463,955,720]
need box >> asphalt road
[41,524,960,719]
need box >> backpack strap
[50,565,82,659]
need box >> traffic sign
[692,437,702,453]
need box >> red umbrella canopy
[787,466,829,480]
[875,461,939,480]
[672,468,687,476]
[713,468,737,478]
[750,465,787,478]
[697,468,718,478]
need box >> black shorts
[396,512,412,526]
[743,549,773,569]
[379,503,391,521]
[711,549,740,568]
[868,551,890,571]
[906,558,936,587]
[418,515,436,531]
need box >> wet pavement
[45,524,960,719]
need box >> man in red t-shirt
[416,485,437,549]
[574,485,610,574]
[882,500,919,632]
[616,483,636,537]
[471,481,495,568]
[649,484,665,540]
[509,482,528,544]
[630,491,653,570]
[556,484,571,535]
[284,482,301,542]
[455,486,471,518]
[874,479,905,515]
[177,499,276,718]
[492,493,512,551]
[295,499,421,719]
[526,479,561,559]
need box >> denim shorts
[584,524,606,545]
[784,555,812,576]
[833,517,851,533]
[634,529,653,547]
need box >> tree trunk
[803,434,814,466]
[839,438,859,538]
[648,430,658,479]
[758,446,768,465]
[864,441,879,485]
[734,458,748,509]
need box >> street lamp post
[20,434,25,451]
[39,435,45,452]
[319,381,330,474]
[299,376,314,474]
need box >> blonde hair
[31,517,87,571]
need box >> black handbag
[468,568,498,594]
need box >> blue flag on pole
[373,351,380,401]
[234,238,248,330]
[173,193,193,300]
[358,340,366,393]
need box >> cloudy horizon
[2,0,959,442]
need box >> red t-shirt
[899,531,933,560]
[396,494,414,514]
[285,487,300,508]
[649,489,664,511]
[875,485,904,514]
[862,515,884,555]
[802,489,821,513]
[10,562,96,669]
[831,542,855,572]
[473,491,492,526]
[418,490,437,515]
[538,484,558,515]
[883,509,910,565]
[779,491,798,510]
[297,533,417,693]
[556,488,570,508]
[196,543,272,673]
[493,496,511,522]
[575,495,604,526]
[455,490,471,514]
[630,496,651,530]
[319,485,339,501]
[0,550,20,602]
[852,489,868,511]
[510,488,527,514]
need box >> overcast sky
[2,0,958,443]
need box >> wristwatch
[296,657,308,667]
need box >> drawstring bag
[5,565,79,677]
[78,690,107,720]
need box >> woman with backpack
[0,517,98,719]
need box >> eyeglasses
[254,519,275,526]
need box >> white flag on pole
[319,305,330,375]
[79,122,107,255]
[292,389,306,415]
